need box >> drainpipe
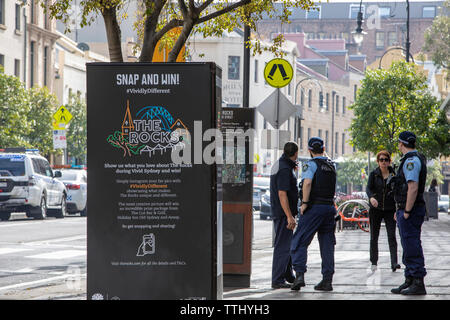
[23,4,27,86]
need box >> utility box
[424,191,439,220]
[87,63,222,300]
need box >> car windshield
[0,156,26,176]
[254,177,270,187]
[440,195,449,202]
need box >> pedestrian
[391,131,427,295]
[366,150,401,272]
[290,137,337,292]
[428,178,438,193]
[269,141,299,289]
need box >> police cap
[308,137,324,152]
[398,131,416,148]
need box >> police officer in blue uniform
[391,131,427,295]
[270,142,299,289]
[291,137,337,291]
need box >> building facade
[257,1,443,65]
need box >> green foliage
[27,86,59,157]
[0,68,32,148]
[423,0,450,71]
[336,152,376,187]
[426,160,444,186]
[66,93,87,164]
[349,61,450,159]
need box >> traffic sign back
[264,58,293,88]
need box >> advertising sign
[87,63,222,300]
[53,130,67,149]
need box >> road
[0,213,86,299]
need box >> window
[342,97,346,114]
[388,32,397,46]
[342,133,346,155]
[0,0,4,25]
[44,46,48,86]
[15,4,21,31]
[288,82,291,96]
[422,6,436,18]
[227,104,240,108]
[14,59,20,77]
[306,6,321,19]
[228,56,240,80]
[341,32,350,43]
[307,128,311,142]
[318,129,322,139]
[318,32,326,39]
[308,89,312,109]
[335,95,339,113]
[350,5,365,19]
[299,126,304,150]
[0,54,4,68]
[325,131,329,152]
[354,85,358,100]
[376,32,385,49]
[254,60,258,83]
[335,132,339,155]
[30,41,35,86]
[326,93,329,111]
[379,7,391,18]
[300,89,305,107]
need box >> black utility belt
[307,200,334,205]
[396,204,425,211]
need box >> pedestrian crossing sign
[264,58,293,88]
[53,106,73,125]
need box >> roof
[316,50,348,56]
[349,55,367,61]
[298,58,329,66]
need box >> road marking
[0,268,35,274]
[25,250,86,260]
[0,273,86,292]
[0,248,31,255]
[25,235,86,246]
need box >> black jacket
[366,167,396,211]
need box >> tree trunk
[102,7,123,62]
[167,19,194,62]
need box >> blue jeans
[290,204,336,281]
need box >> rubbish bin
[424,192,439,220]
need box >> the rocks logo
[107,101,189,157]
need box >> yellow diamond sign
[264,58,293,88]
[53,106,72,125]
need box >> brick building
[257,0,443,65]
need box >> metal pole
[331,91,335,159]
[243,23,250,108]
[405,0,411,62]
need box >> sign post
[52,106,73,163]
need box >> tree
[0,67,32,148]
[27,86,59,157]
[336,152,376,191]
[349,61,450,159]
[423,0,450,72]
[41,0,315,62]
[66,92,87,164]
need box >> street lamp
[352,0,367,45]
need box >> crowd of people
[269,131,428,295]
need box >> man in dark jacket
[270,142,299,289]
[366,150,400,272]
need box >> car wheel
[34,196,47,220]
[0,211,11,221]
[55,195,67,219]
[260,214,266,220]
[80,206,87,217]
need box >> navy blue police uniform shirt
[270,155,299,218]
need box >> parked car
[438,195,449,213]
[253,176,270,211]
[57,169,87,216]
[260,190,272,220]
[0,148,67,221]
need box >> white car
[0,149,67,220]
[438,195,449,213]
[57,169,87,216]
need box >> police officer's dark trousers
[290,204,336,281]
[272,216,294,285]
[396,206,427,279]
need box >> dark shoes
[290,273,305,291]
[271,282,291,289]
[285,272,296,284]
[391,276,413,294]
[400,278,427,295]
[391,264,401,272]
[314,279,333,291]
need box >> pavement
[2,211,450,300]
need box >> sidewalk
[4,212,450,300]
[223,212,450,300]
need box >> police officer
[391,131,427,295]
[291,137,337,291]
[270,142,299,289]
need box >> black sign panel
[87,63,221,300]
